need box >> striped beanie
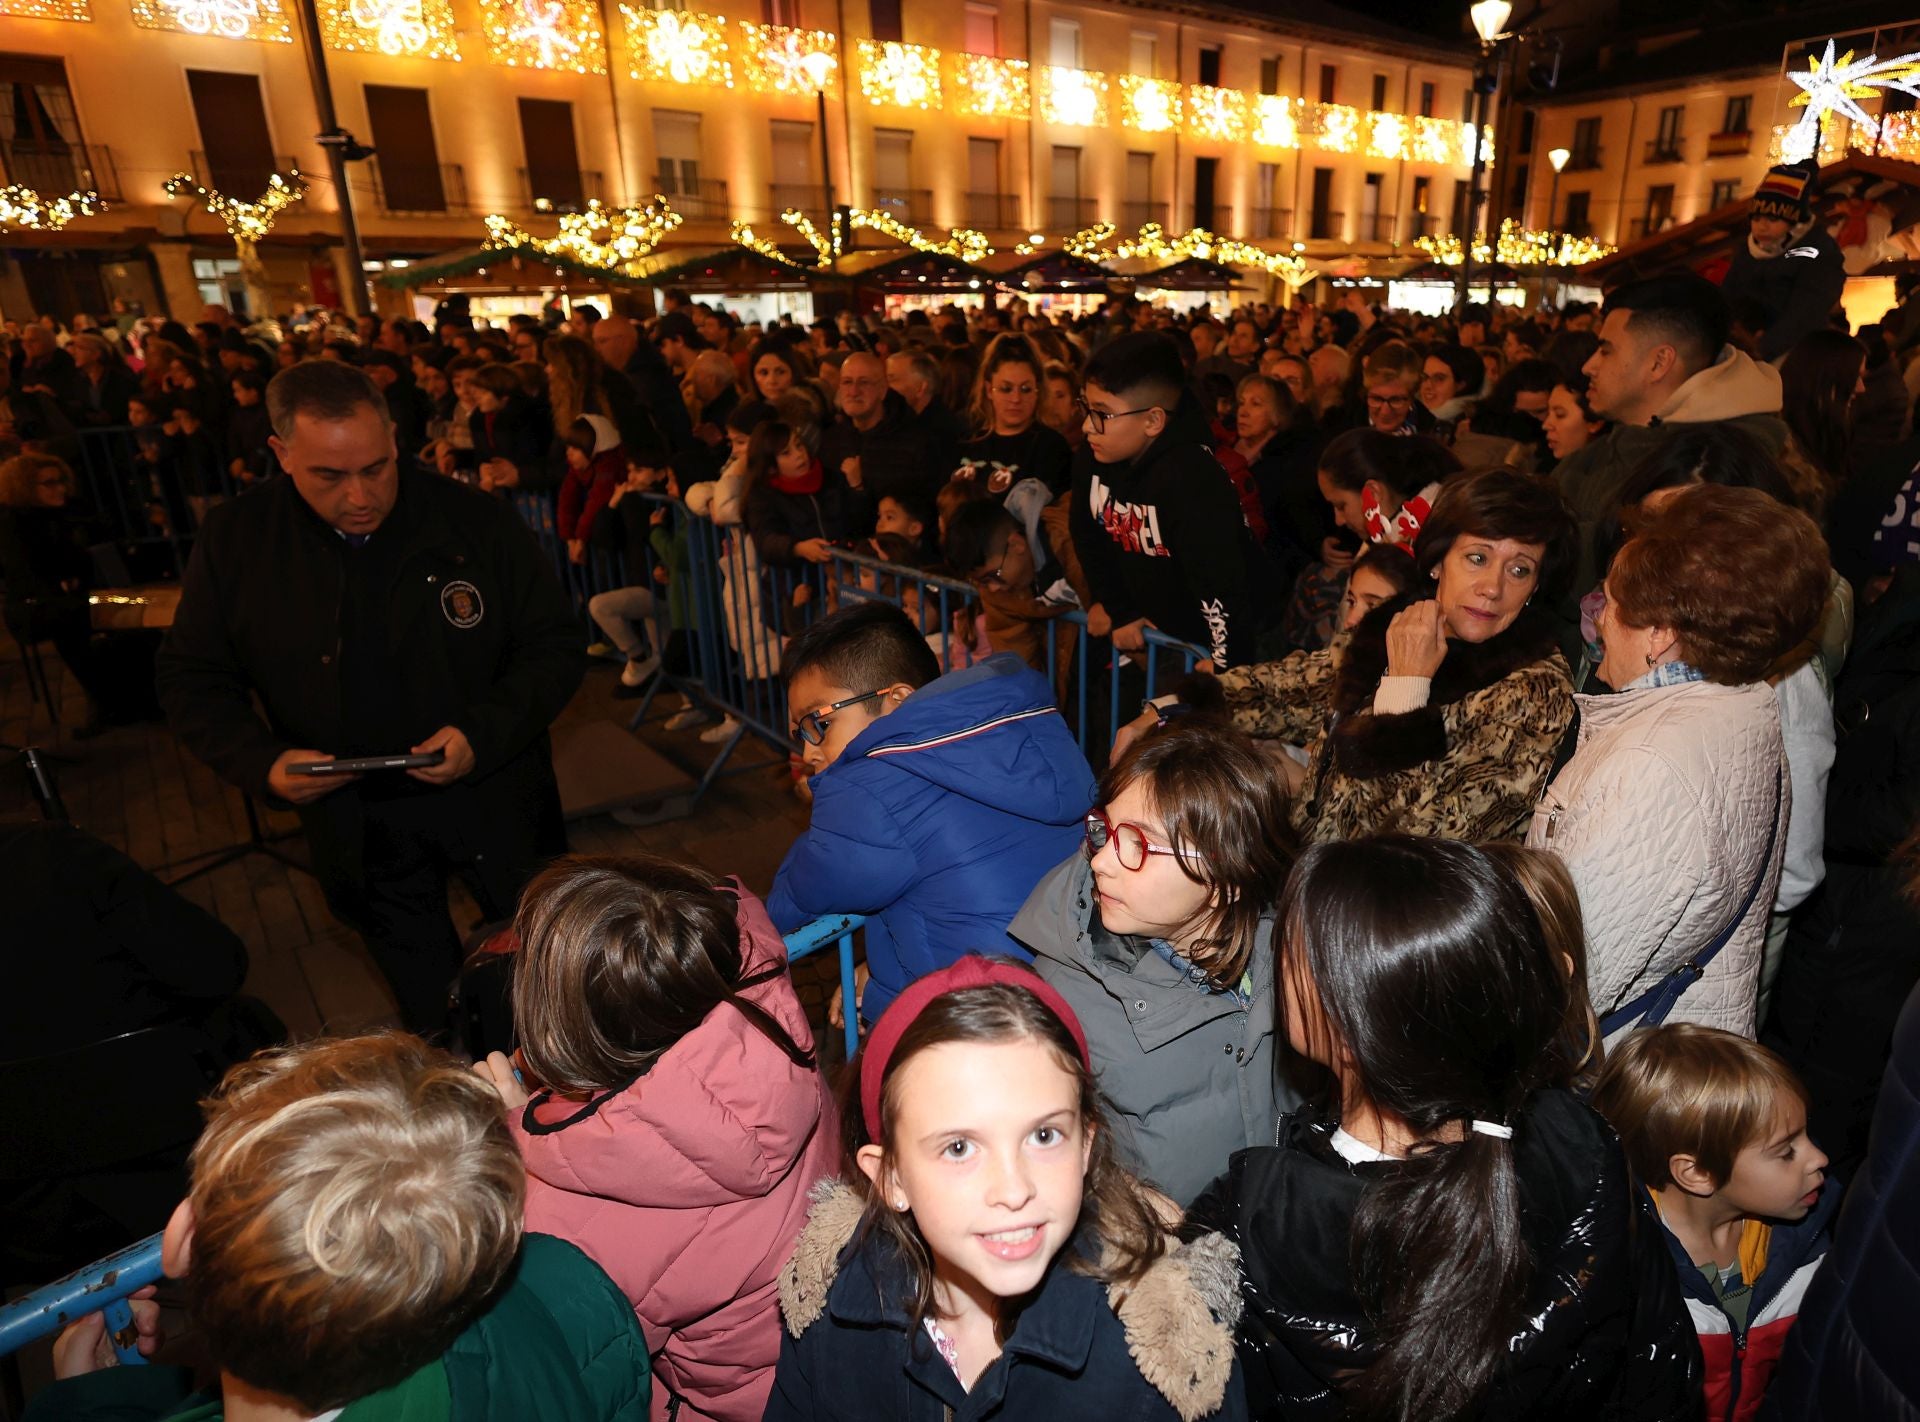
[1752,162,1816,223]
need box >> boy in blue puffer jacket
[768,601,1095,1026]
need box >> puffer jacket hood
[1011,855,1290,1205]
[840,653,1091,827]
[1655,345,1783,425]
[512,885,837,1422]
[772,1180,1245,1422]
[1530,679,1787,1038]
[1184,1089,1703,1421]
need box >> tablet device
[287,750,446,776]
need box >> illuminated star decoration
[1783,39,1920,164]
[0,183,105,231]
[346,0,425,53]
[508,0,580,66]
[166,0,259,37]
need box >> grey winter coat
[1011,854,1294,1205]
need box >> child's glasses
[1083,809,1204,871]
[1074,397,1157,434]
[793,690,883,747]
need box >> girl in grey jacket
[1011,717,1299,1204]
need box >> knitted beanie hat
[1752,162,1817,223]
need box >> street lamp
[1546,146,1570,228]
[800,50,838,268]
[1456,0,1514,313]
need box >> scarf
[767,455,824,496]
[1362,480,1441,551]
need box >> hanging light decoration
[1118,75,1179,133]
[483,196,683,271]
[131,0,290,40]
[846,207,992,262]
[738,21,838,95]
[1304,102,1361,154]
[1041,66,1109,127]
[623,6,731,85]
[858,39,941,109]
[316,0,458,58]
[1367,111,1407,160]
[0,0,91,19]
[1184,85,1247,142]
[479,0,605,73]
[1065,219,1311,281]
[1416,218,1613,267]
[1251,95,1299,149]
[951,54,1028,119]
[0,183,105,230]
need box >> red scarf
[767,455,824,496]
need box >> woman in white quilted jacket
[1529,485,1830,1039]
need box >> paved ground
[0,644,837,1046]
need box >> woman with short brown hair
[1530,484,1832,1039]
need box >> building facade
[0,0,1489,318]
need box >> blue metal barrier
[0,1232,163,1364]
[781,912,864,1063]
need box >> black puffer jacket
[1185,1090,1702,1421]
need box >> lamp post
[291,0,371,316]
[1545,145,1570,228]
[801,50,838,269]
[1457,0,1511,315]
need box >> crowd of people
[10,156,1920,1422]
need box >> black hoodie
[1067,401,1263,669]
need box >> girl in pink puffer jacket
[473,854,838,1422]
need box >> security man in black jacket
[157,360,583,1030]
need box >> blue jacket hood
[841,653,1094,828]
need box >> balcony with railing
[768,182,828,217]
[1048,195,1097,230]
[657,176,728,220]
[870,187,933,224]
[1122,200,1169,229]
[1642,137,1685,165]
[1308,208,1344,241]
[1564,145,1603,172]
[1628,214,1676,239]
[369,161,468,216]
[518,168,603,214]
[1355,211,1397,242]
[3,140,119,202]
[1247,206,1292,240]
[1707,130,1753,158]
[1406,211,1438,240]
[964,192,1022,229]
[191,150,299,197]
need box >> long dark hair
[511,854,814,1094]
[1279,836,1570,1422]
[1318,428,1459,497]
[744,419,800,491]
[1780,327,1864,489]
[842,977,1167,1335]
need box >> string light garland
[131,0,290,40]
[1185,84,1247,142]
[163,169,306,284]
[738,21,838,95]
[623,6,731,85]
[1041,66,1109,127]
[1416,218,1613,267]
[858,39,941,109]
[847,207,992,262]
[478,0,605,72]
[1064,220,1311,281]
[0,0,91,20]
[1252,95,1299,148]
[0,184,105,231]
[1119,75,1180,133]
[483,196,683,272]
[316,0,458,58]
[951,53,1028,119]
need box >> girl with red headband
[765,956,1246,1422]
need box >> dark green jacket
[23,1235,651,1422]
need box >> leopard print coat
[1211,595,1575,843]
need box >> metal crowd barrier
[0,912,866,1366]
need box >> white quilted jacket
[1527,680,1788,1039]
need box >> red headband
[859,955,1093,1141]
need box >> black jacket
[466,394,552,488]
[1068,401,1266,669]
[618,346,692,451]
[820,393,933,526]
[1722,225,1847,361]
[1761,977,1920,1422]
[1186,1091,1703,1422]
[745,470,856,566]
[1765,565,1920,1176]
[155,472,582,882]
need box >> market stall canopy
[974,249,1116,292]
[373,243,648,290]
[1123,256,1246,290]
[1394,258,1524,283]
[829,248,992,292]
[627,245,820,290]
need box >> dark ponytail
[1279,836,1569,1421]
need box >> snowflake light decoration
[1186,85,1248,142]
[1041,67,1108,128]
[1251,95,1299,149]
[951,54,1028,119]
[858,39,941,109]
[318,0,458,58]
[481,0,605,72]
[1119,76,1179,134]
[624,7,731,86]
[131,0,290,40]
[738,22,838,96]
[1781,39,1920,163]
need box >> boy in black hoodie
[1068,332,1262,670]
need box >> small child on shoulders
[1593,1024,1835,1422]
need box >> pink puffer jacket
[511,885,839,1422]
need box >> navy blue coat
[1761,978,1920,1422]
[767,654,1094,1020]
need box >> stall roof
[373,243,644,290]
[829,248,992,291]
[627,245,821,290]
[1130,256,1247,291]
[974,249,1116,292]
[1393,259,1524,284]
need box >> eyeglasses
[1075,397,1157,434]
[1083,809,1204,872]
[969,541,1015,590]
[793,689,884,747]
[1367,392,1413,410]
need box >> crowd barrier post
[0,1233,163,1365]
[781,912,865,1062]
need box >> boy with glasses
[766,601,1094,1029]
